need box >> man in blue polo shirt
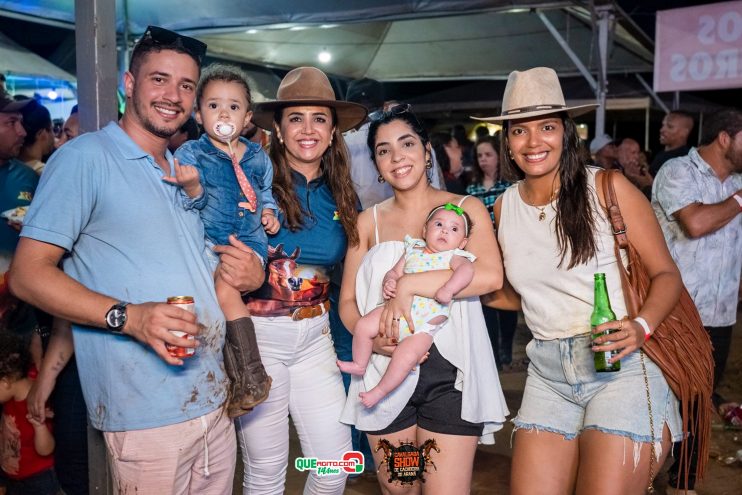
[0,92,35,331]
[9,27,264,493]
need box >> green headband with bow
[426,203,469,236]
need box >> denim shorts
[0,467,61,495]
[514,333,682,443]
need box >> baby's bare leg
[337,306,384,376]
[215,268,250,320]
[360,332,433,408]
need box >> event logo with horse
[376,439,440,485]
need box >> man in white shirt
[652,107,742,494]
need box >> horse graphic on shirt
[247,243,330,316]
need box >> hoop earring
[377,174,385,183]
[507,149,514,160]
[426,159,432,170]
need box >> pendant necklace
[520,184,558,221]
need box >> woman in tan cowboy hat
[235,66,366,494]
[482,67,684,494]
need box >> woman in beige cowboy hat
[235,66,366,494]
[482,67,684,494]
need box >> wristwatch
[105,301,130,334]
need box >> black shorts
[364,344,484,437]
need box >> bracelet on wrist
[634,316,652,342]
[733,193,742,212]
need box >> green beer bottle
[591,273,620,372]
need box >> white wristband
[634,316,652,341]
[733,193,742,211]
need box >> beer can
[166,296,196,358]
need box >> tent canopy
[1,1,653,82]
[0,29,75,81]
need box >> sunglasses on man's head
[136,25,207,65]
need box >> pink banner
[654,1,742,92]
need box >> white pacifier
[214,121,236,141]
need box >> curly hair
[500,113,598,269]
[700,108,742,146]
[0,332,30,382]
[268,107,359,247]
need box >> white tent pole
[75,1,117,493]
[75,0,118,134]
[697,112,703,145]
[537,11,598,92]
[594,5,613,137]
[118,0,131,98]
[644,106,650,151]
[635,74,669,113]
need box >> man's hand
[261,210,280,235]
[162,158,203,199]
[624,161,653,190]
[26,411,54,428]
[124,302,200,366]
[26,378,56,424]
[212,235,265,293]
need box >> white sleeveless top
[340,198,508,444]
[498,167,628,340]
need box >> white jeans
[235,313,352,494]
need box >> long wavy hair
[500,113,597,269]
[470,134,501,185]
[268,107,359,247]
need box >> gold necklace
[520,184,558,221]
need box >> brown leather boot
[223,317,272,418]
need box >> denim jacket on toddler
[174,134,276,263]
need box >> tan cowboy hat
[252,66,367,132]
[472,67,598,122]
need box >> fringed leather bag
[601,170,714,488]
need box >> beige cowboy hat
[472,67,598,122]
[252,66,367,132]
